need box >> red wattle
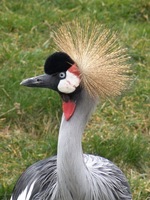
[68,64,80,76]
[62,101,76,121]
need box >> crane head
[21,21,131,120]
[20,52,81,121]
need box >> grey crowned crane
[11,21,132,200]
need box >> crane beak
[20,74,55,89]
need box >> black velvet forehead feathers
[44,52,74,75]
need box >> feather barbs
[52,21,131,98]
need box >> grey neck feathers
[56,89,98,199]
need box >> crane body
[11,89,131,200]
[11,21,132,200]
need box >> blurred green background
[0,0,149,199]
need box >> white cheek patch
[58,71,80,93]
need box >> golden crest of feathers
[52,20,131,98]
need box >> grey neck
[56,89,98,199]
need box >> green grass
[0,0,149,199]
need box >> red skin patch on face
[68,64,80,77]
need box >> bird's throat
[57,90,98,198]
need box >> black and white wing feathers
[11,154,131,200]
[85,154,132,200]
[11,156,57,200]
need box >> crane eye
[59,72,66,79]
